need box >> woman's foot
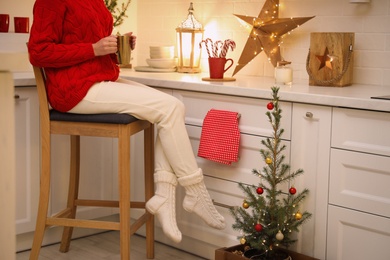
[178,169,225,230]
[146,172,182,243]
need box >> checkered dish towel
[197,109,240,165]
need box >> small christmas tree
[230,86,311,259]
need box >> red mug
[208,57,234,79]
[14,17,29,33]
[0,14,10,32]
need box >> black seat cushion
[50,110,139,124]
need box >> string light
[233,0,314,75]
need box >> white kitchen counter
[13,69,390,112]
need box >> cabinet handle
[305,112,313,118]
[14,94,20,99]
[212,199,234,209]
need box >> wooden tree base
[215,244,320,260]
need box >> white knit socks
[145,172,182,243]
[178,169,226,230]
[146,170,225,243]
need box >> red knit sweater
[28,0,119,112]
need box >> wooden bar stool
[29,65,155,260]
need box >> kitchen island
[13,70,390,260]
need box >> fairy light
[233,0,314,74]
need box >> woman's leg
[69,79,225,240]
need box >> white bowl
[146,58,177,69]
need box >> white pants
[69,78,198,178]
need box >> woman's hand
[93,35,118,56]
[125,32,137,50]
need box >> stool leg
[119,125,131,260]
[144,125,155,259]
[29,129,51,260]
[60,135,81,252]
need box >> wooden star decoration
[232,0,314,76]
[316,47,333,70]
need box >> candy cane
[213,40,223,58]
[199,38,214,58]
[199,40,210,58]
[220,39,236,58]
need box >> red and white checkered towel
[197,109,240,165]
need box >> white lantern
[176,3,204,73]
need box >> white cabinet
[328,107,390,260]
[290,103,332,259]
[15,83,390,258]
[14,87,40,235]
[114,86,390,259]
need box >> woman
[28,0,225,243]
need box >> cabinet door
[327,205,390,260]
[50,135,115,219]
[14,87,40,235]
[290,103,332,259]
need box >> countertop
[13,69,390,112]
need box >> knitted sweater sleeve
[28,0,97,68]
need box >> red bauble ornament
[267,102,274,110]
[256,187,264,194]
[289,187,297,195]
[254,223,263,232]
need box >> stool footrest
[74,199,146,208]
[45,212,151,234]
[46,218,121,230]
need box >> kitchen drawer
[186,124,291,190]
[329,149,390,218]
[327,205,390,260]
[174,90,292,140]
[332,107,390,156]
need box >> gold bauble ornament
[295,211,302,220]
[240,237,246,244]
[265,157,272,164]
[242,201,249,209]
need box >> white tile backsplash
[137,0,390,86]
[1,0,389,86]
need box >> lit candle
[275,60,293,86]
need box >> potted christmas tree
[218,87,312,260]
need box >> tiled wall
[1,0,389,86]
[136,0,390,86]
